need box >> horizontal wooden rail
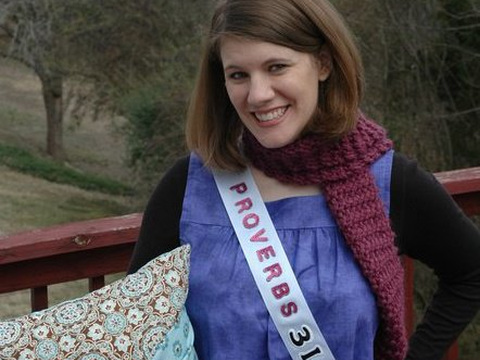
[0,213,142,310]
[435,166,480,216]
[0,166,479,360]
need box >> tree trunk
[40,72,65,161]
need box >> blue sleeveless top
[180,151,393,360]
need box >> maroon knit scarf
[243,114,407,360]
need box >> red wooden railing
[0,213,142,311]
[0,166,479,359]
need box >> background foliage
[335,0,479,172]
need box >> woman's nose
[247,76,275,106]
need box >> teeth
[255,107,287,122]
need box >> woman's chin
[254,135,297,149]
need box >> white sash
[213,167,335,360]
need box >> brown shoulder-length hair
[186,0,364,169]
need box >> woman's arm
[127,156,189,274]
[391,153,480,359]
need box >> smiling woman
[186,0,363,170]
[221,37,330,149]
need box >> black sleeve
[390,153,480,360]
[127,156,189,274]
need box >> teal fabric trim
[152,308,198,360]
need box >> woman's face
[221,37,331,148]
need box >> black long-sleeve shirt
[128,152,480,360]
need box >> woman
[128,0,480,359]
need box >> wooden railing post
[443,343,459,360]
[31,286,48,312]
[89,276,106,292]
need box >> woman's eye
[270,64,287,72]
[228,72,247,80]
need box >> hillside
[0,58,135,235]
[0,58,136,318]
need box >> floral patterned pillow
[0,245,196,360]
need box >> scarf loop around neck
[243,115,407,360]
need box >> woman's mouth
[254,106,288,122]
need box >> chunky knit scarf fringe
[243,114,407,360]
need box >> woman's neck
[250,166,321,202]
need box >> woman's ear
[317,46,332,82]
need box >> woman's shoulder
[143,155,191,228]
[164,155,190,182]
[149,155,190,198]
[391,152,440,191]
[390,152,456,209]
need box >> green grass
[0,144,134,196]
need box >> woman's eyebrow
[224,57,293,71]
